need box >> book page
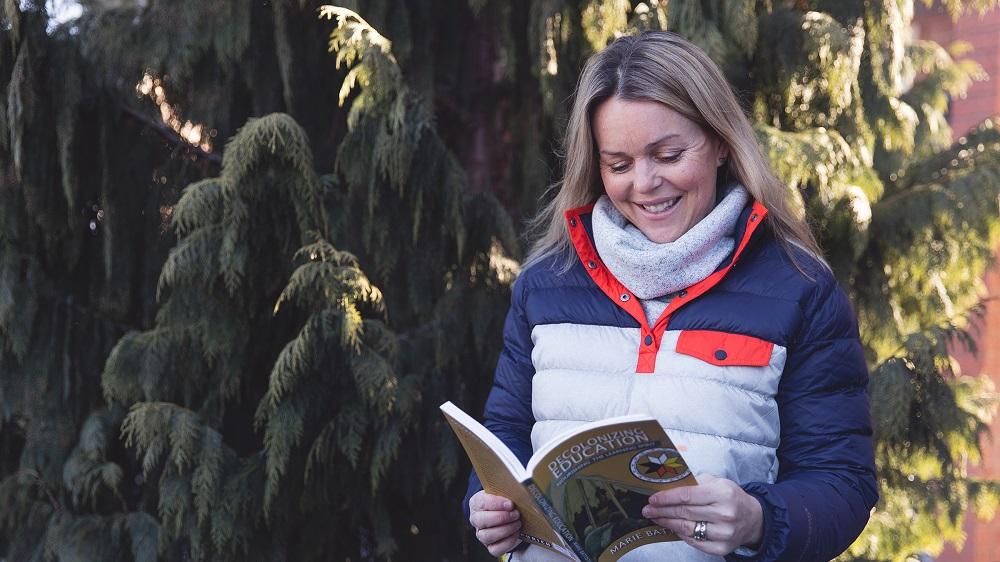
[527,418,697,562]
[440,402,575,558]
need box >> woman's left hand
[642,474,763,556]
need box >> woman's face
[592,97,728,243]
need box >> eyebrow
[598,133,681,156]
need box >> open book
[441,402,698,562]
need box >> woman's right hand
[469,490,522,557]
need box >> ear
[716,141,730,167]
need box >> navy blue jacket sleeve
[463,275,537,521]
[729,269,878,562]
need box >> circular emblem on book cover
[629,448,690,483]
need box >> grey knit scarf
[592,185,749,321]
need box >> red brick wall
[913,5,1000,562]
[946,263,1000,562]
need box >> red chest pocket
[675,330,774,367]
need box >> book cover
[442,402,698,562]
[527,418,697,561]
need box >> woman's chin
[629,202,688,243]
[635,225,682,244]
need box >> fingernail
[642,507,651,518]
[503,500,513,510]
[511,510,520,520]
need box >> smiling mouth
[640,196,681,214]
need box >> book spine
[524,479,591,562]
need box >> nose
[633,157,659,193]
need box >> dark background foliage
[1,1,999,560]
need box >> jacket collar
[561,199,769,373]
[564,199,768,273]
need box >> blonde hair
[523,31,825,273]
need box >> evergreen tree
[2,1,1000,561]
[0,1,512,560]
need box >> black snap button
[620,293,630,302]
[714,349,727,360]
[570,218,578,227]
[587,260,597,269]
[644,335,653,346]
[750,214,758,222]
[678,290,688,298]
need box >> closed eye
[655,151,684,164]
[602,160,631,173]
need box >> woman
[465,31,877,561]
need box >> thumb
[694,473,717,485]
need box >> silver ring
[692,520,709,541]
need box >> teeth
[642,197,680,213]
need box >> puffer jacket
[465,201,878,561]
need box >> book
[441,401,698,562]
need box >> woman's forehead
[592,98,709,150]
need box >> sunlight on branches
[135,73,214,152]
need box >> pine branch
[120,104,222,165]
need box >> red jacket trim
[563,201,770,373]
[676,330,775,367]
